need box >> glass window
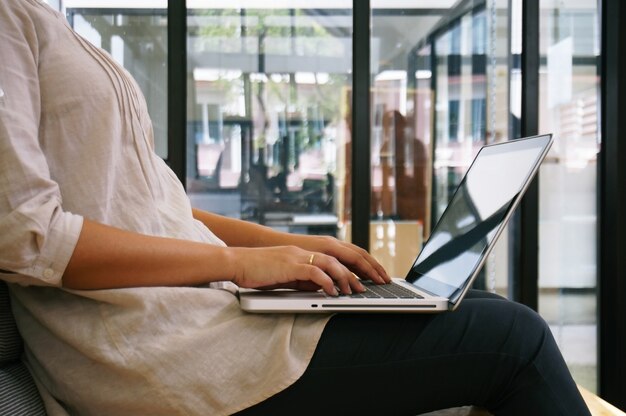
[355,3,446,278]
[432,8,489,223]
[42,0,61,10]
[65,2,169,159]
[366,1,512,292]
[537,0,600,393]
[186,2,352,236]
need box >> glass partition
[351,4,445,278]
[186,2,352,235]
[365,1,512,291]
[66,3,169,159]
[537,0,599,393]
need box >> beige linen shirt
[0,1,330,414]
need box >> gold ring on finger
[308,254,315,265]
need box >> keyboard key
[360,281,423,299]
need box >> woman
[0,1,590,415]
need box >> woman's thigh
[236,290,589,416]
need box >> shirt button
[43,268,55,279]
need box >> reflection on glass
[365,1,511,289]
[349,6,445,278]
[409,137,549,302]
[66,5,168,158]
[432,7,488,224]
[537,0,599,393]
[186,5,351,235]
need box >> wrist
[289,234,331,252]
[216,246,240,283]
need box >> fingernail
[332,288,339,296]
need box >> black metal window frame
[163,0,625,407]
[351,0,371,249]
[599,0,626,408]
[508,0,539,311]
[167,0,187,185]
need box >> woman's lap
[236,290,590,416]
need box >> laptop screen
[405,135,552,305]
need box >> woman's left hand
[287,235,391,285]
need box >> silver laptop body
[239,134,553,313]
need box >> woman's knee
[465,289,507,301]
[491,300,553,361]
[456,298,552,361]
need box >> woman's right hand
[227,246,366,297]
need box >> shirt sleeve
[0,3,83,287]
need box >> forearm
[62,219,236,290]
[192,208,303,247]
[191,209,390,286]
[63,215,387,295]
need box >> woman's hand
[289,235,391,284]
[190,208,390,294]
[233,233,392,294]
[228,245,370,296]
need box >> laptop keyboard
[342,281,424,299]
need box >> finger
[310,254,364,294]
[300,264,338,296]
[330,244,388,285]
[258,281,321,292]
[323,257,353,295]
[293,281,324,292]
[348,244,391,283]
[351,273,367,292]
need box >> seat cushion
[0,282,46,415]
[0,361,46,415]
[0,281,22,364]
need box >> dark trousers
[236,291,591,416]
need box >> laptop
[239,134,553,313]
